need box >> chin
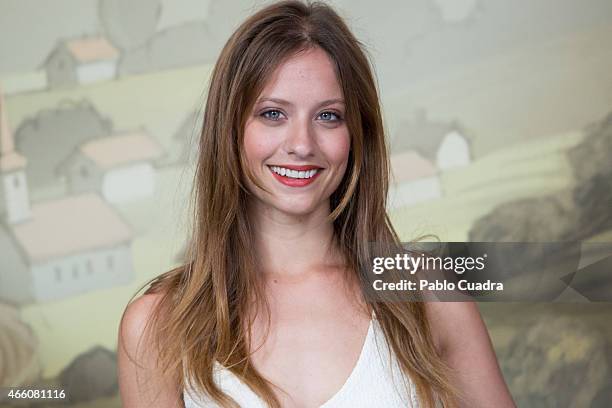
[263,194,325,217]
[276,202,320,217]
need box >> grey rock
[469,191,579,243]
[500,316,611,408]
[567,111,612,184]
[573,168,612,238]
[58,346,118,403]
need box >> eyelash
[260,109,343,122]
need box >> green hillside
[390,130,585,241]
[5,65,213,153]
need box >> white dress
[184,313,420,407]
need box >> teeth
[271,166,319,179]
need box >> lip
[267,164,323,187]
[269,164,323,171]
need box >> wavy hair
[122,1,458,407]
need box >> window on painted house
[80,165,89,178]
[73,265,79,279]
[86,260,93,274]
[55,267,61,282]
[13,175,20,188]
[107,255,114,270]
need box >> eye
[260,109,285,121]
[318,111,343,122]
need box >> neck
[248,200,345,278]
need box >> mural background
[0,0,611,406]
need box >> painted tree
[98,0,162,51]
[0,303,40,387]
[206,0,254,49]
[15,100,113,192]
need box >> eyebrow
[256,97,345,108]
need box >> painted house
[58,130,164,204]
[42,36,119,88]
[0,85,133,305]
[436,129,471,170]
[393,109,472,169]
[388,149,442,209]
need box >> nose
[284,117,316,158]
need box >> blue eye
[261,109,284,121]
[318,111,342,122]
[260,109,343,122]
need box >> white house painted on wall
[392,109,472,168]
[387,109,474,209]
[42,36,119,88]
[0,96,30,224]
[59,130,164,204]
[436,129,471,170]
[0,85,133,305]
[388,149,442,209]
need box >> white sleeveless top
[184,313,420,407]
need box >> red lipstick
[268,164,323,187]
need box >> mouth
[267,164,323,187]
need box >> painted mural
[0,0,611,406]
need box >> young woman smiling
[117,1,515,407]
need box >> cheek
[243,124,274,165]
[321,131,351,169]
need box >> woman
[117,1,515,407]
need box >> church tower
[0,84,31,224]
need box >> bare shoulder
[423,301,483,353]
[118,291,169,370]
[119,293,164,345]
[415,259,481,352]
[423,301,516,407]
[118,292,184,407]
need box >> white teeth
[270,166,319,179]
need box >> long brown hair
[122,1,458,406]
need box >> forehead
[258,47,343,99]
